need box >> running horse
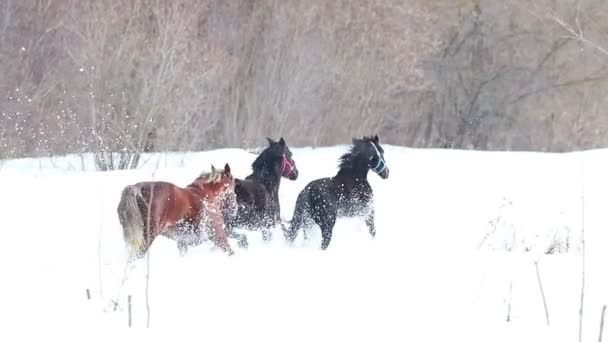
[224,137,299,247]
[284,135,389,250]
[117,163,238,260]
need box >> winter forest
[3,0,608,165]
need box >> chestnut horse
[117,163,238,260]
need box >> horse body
[117,164,237,261]
[285,135,389,250]
[225,137,298,246]
[119,181,202,244]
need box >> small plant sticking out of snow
[478,196,581,255]
[544,224,574,255]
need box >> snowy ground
[0,145,606,340]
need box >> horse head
[265,137,299,180]
[210,163,238,219]
[345,135,389,179]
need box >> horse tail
[117,185,147,261]
[285,188,311,241]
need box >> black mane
[251,148,277,174]
[337,136,376,170]
[249,148,283,185]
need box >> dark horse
[225,137,299,247]
[117,163,238,260]
[284,135,389,250]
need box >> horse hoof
[238,238,249,249]
[177,242,188,256]
[262,230,273,242]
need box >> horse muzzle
[378,167,389,179]
[287,168,299,180]
[281,155,298,180]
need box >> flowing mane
[337,149,358,170]
[251,148,273,173]
[197,169,225,184]
[337,136,377,170]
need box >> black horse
[283,135,389,250]
[225,137,299,247]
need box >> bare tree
[213,0,441,147]
[3,0,608,159]
[63,0,223,170]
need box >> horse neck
[250,163,281,194]
[186,180,208,198]
[335,157,369,183]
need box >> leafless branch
[145,183,153,328]
[600,305,606,342]
[534,260,550,326]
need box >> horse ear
[266,137,276,145]
[211,164,216,172]
[224,163,231,176]
[279,137,286,146]
[373,134,379,143]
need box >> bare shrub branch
[534,260,550,326]
[3,1,608,156]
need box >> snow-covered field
[0,144,607,340]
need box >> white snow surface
[0,145,607,341]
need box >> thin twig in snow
[534,260,550,326]
[128,295,132,328]
[599,305,606,342]
[97,186,105,299]
[506,280,513,322]
[145,184,154,328]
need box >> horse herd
[117,135,389,263]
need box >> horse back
[304,177,338,205]
[134,181,203,226]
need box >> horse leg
[285,195,310,243]
[224,214,249,249]
[311,207,337,250]
[226,225,249,248]
[206,210,235,255]
[261,228,273,242]
[365,207,376,238]
[211,225,235,255]
[318,216,337,250]
[233,231,249,248]
[177,241,189,256]
[259,215,273,242]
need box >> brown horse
[117,163,238,260]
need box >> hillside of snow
[0,145,606,340]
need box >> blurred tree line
[1,0,608,168]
